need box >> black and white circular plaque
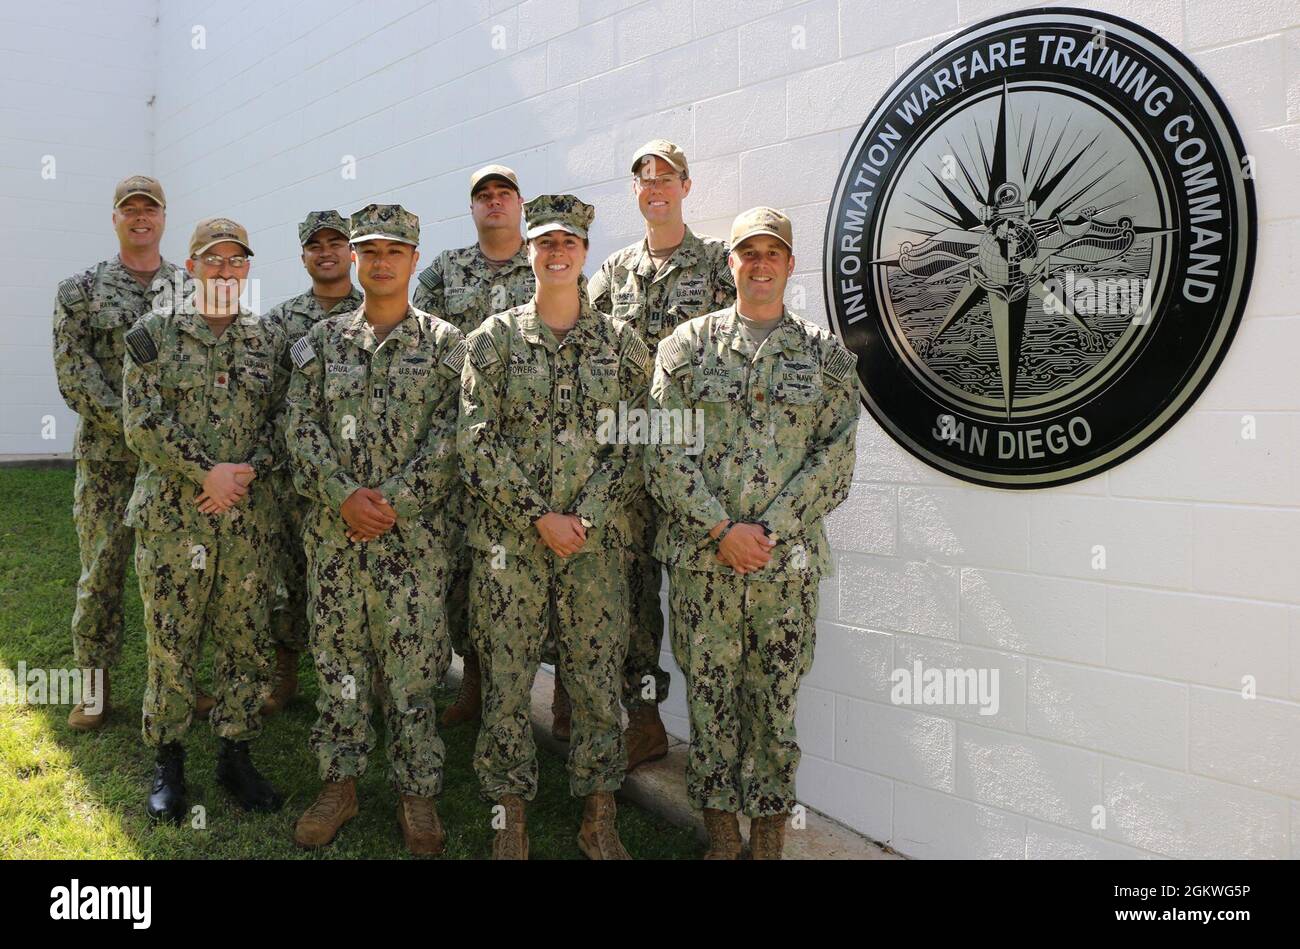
[824,8,1255,487]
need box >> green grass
[0,466,699,860]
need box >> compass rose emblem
[825,9,1255,488]
[872,81,1174,420]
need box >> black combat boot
[146,741,187,824]
[216,738,284,813]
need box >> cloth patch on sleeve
[621,330,650,374]
[57,278,87,311]
[469,333,500,371]
[125,323,158,365]
[442,338,467,375]
[657,334,690,375]
[418,266,441,293]
[822,346,857,387]
[290,335,317,369]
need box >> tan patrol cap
[630,139,688,177]
[114,175,166,209]
[730,206,793,252]
[189,217,254,257]
[470,164,520,198]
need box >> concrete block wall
[7,0,1299,857]
[0,0,158,455]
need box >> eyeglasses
[198,254,250,269]
[633,173,684,189]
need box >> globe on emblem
[975,219,1039,301]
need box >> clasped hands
[535,512,586,558]
[196,462,256,514]
[341,487,397,543]
[711,520,776,575]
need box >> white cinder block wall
[10,0,1300,858]
[0,0,159,455]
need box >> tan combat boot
[702,809,745,860]
[492,794,529,860]
[261,646,299,715]
[624,704,668,772]
[440,651,482,726]
[749,813,788,860]
[397,794,446,856]
[577,791,631,860]
[194,688,216,720]
[294,778,359,848]
[67,668,110,731]
[551,674,571,741]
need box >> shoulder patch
[124,323,158,365]
[290,335,317,369]
[658,334,691,375]
[442,338,467,375]
[57,278,87,311]
[822,345,857,387]
[417,266,441,292]
[468,332,501,371]
[621,329,650,375]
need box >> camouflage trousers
[71,458,137,668]
[307,537,451,797]
[447,544,472,658]
[621,523,669,710]
[269,468,309,652]
[470,547,629,801]
[136,529,273,747]
[668,567,819,817]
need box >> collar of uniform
[344,305,419,353]
[176,305,257,343]
[105,255,170,298]
[469,242,529,279]
[633,226,702,281]
[516,298,602,351]
[718,305,804,356]
[299,283,362,316]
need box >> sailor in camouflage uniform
[287,204,463,856]
[413,165,535,731]
[587,139,735,771]
[261,211,363,715]
[122,217,287,823]
[459,195,650,860]
[645,208,859,860]
[53,175,184,730]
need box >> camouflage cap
[298,210,349,245]
[630,139,688,177]
[470,164,520,198]
[349,203,419,246]
[114,174,166,209]
[730,206,793,252]
[524,194,594,240]
[189,217,254,257]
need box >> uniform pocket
[579,359,621,403]
[771,357,822,405]
[162,366,206,395]
[325,366,366,401]
[91,307,132,357]
[692,366,740,402]
[444,286,479,323]
[90,307,133,330]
